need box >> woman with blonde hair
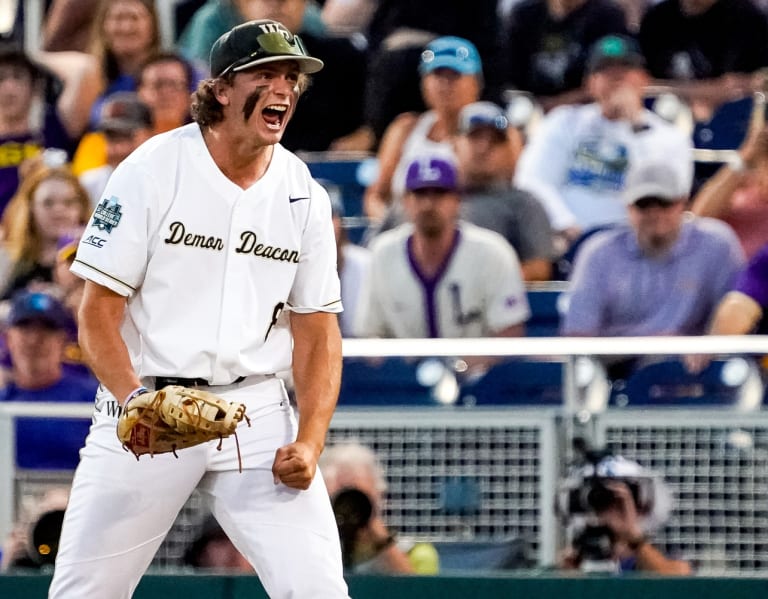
[0,164,91,300]
[87,0,161,126]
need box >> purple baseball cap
[405,156,459,192]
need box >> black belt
[154,376,246,388]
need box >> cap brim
[625,183,680,205]
[460,118,508,135]
[231,54,324,75]
[420,57,479,76]
[590,57,645,73]
[100,119,147,133]
[9,315,66,329]
[407,183,456,192]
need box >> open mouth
[262,104,288,130]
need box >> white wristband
[124,386,149,406]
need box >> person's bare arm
[600,481,692,575]
[272,311,342,490]
[691,125,768,218]
[355,516,415,574]
[649,74,754,112]
[363,112,418,220]
[633,540,693,575]
[78,280,143,404]
[328,125,376,152]
[521,258,553,282]
[710,291,763,335]
[34,50,103,140]
[684,290,763,373]
[42,0,100,52]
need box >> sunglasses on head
[632,196,676,210]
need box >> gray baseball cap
[210,19,324,77]
[458,101,509,135]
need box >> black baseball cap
[209,19,324,78]
[586,35,646,73]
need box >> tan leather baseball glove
[117,386,248,463]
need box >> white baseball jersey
[357,221,530,338]
[514,103,693,231]
[71,124,342,384]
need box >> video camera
[556,439,655,520]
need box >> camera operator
[320,441,429,574]
[558,451,692,575]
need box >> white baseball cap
[623,162,690,206]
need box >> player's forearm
[35,50,104,139]
[78,282,143,403]
[634,541,692,575]
[290,312,343,455]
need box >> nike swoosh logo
[289,196,310,203]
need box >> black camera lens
[586,482,617,513]
[332,488,373,530]
[574,525,615,562]
[31,509,65,566]
[331,488,374,567]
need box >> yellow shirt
[71,132,107,175]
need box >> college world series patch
[92,196,123,233]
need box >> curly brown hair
[191,72,311,127]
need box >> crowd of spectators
[1,0,768,576]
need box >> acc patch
[92,196,123,233]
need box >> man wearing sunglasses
[49,19,349,598]
[561,160,745,339]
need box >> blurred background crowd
[1,0,768,581]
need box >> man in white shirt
[514,34,693,250]
[357,154,530,338]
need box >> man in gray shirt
[455,101,556,281]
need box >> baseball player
[49,20,349,599]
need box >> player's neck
[202,127,274,189]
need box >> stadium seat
[609,357,764,410]
[552,224,617,281]
[458,359,565,407]
[338,356,457,406]
[693,95,755,153]
[692,94,758,187]
[526,285,566,337]
[306,158,368,244]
